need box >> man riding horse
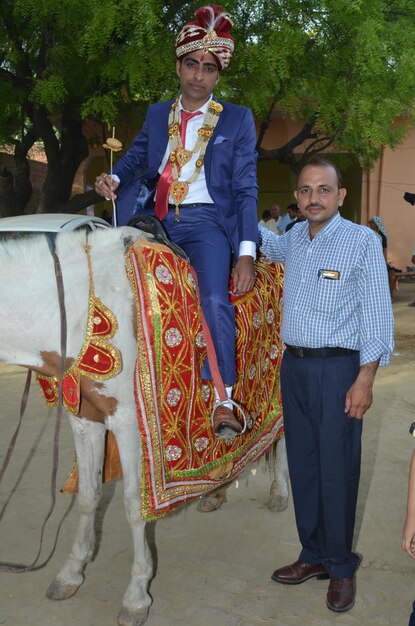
[95,4,259,441]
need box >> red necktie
[154,109,202,220]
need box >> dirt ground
[1,280,415,626]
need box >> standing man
[95,5,258,439]
[259,206,280,234]
[277,202,298,233]
[259,158,394,613]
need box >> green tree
[1,0,415,215]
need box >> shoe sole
[271,572,330,585]
[214,425,242,439]
[326,599,355,613]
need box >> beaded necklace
[168,98,223,220]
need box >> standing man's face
[294,164,347,237]
[176,50,219,110]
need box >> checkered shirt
[259,212,394,366]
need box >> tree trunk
[34,104,89,212]
[0,165,22,217]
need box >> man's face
[294,164,347,236]
[270,204,280,219]
[176,50,219,109]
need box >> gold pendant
[170,180,189,221]
[175,147,192,168]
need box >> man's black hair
[298,158,343,188]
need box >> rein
[0,233,67,573]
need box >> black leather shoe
[271,559,329,585]
[326,576,356,612]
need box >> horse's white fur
[0,227,288,626]
[0,227,152,625]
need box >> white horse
[0,226,288,626]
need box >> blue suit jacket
[113,98,258,255]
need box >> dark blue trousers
[281,350,362,579]
[409,601,415,626]
[162,204,236,385]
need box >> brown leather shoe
[271,559,329,585]
[213,405,242,439]
[326,576,356,612]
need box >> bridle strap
[0,369,32,483]
[0,235,67,573]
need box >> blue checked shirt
[259,212,394,366]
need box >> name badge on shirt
[318,269,340,280]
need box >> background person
[259,206,280,234]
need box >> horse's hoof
[46,579,81,600]
[117,607,149,626]
[197,493,225,513]
[267,494,288,512]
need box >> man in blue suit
[95,5,258,438]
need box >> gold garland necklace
[168,98,223,220]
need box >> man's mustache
[306,204,324,210]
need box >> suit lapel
[152,101,174,169]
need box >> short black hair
[286,203,299,212]
[298,158,343,188]
[262,209,271,219]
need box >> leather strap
[189,267,228,403]
[0,240,67,573]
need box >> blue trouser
[409,601,415,626]
[162,204,236,385]
[280,350,362,579]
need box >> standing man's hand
[344,360,379,419]
[232,255,255,295]
[95,173,119,200]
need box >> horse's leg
[46,415,106,601]
[112,417,152,626]
[267,436,290,512]
[197,484,228,512]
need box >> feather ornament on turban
[175,4,234,70]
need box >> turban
[176,5,234,70]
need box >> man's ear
[176,59,181,78]
[294,190,298,202]
[338,187,347,206]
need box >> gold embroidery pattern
[126,241,284,520]
[38,244,122,414]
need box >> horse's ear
[128,215,189,261]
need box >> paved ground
[1,280,415,626]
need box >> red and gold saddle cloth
[125,241,284,520]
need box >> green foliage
[1,0,415,176]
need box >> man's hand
[344,360,379,419]
[94,173,119,200]
[232,255,255,295]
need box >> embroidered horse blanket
[61,241,284,520]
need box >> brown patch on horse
[38,351,75,377]
[38,351,118,424]
[77,378,118,424]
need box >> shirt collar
[299,211,341,242]
[178,94,212,115]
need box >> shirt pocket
[309,278,342,315]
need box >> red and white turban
[175,4,234,70]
